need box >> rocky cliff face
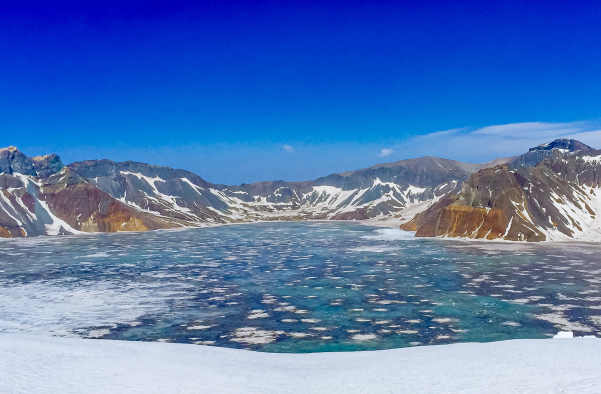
[401,141,601,241]
[0,150,182,238]
[68,159,228,225]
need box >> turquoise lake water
[0,222,600,352]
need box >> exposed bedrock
[401,161,596,241]
[401,166,546,241]
[42,180,171,233]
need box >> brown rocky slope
[401,155,597,241]
[0,149,184,238]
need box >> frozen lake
[1,222,600,352]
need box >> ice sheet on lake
[0,281,189,337]
[2,222,601,351]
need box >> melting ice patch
[82,252,111,258]
[361,228,416,241]
[352,334,377,341]
[350,246,400,253]
[230,327,285,344]
[535,313,593,332]
[0,280,190,337]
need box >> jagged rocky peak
[509,138,594,169]
[530,138,594,153]
[0,146,35,176]
[31,154,64,178]
[0,146,64,178]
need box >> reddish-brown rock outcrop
[401,162,596,241]
[41,180,170,233]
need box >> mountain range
[1,138,600,242]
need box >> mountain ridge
[0,138,598,241]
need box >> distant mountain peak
[529,138,593,152]
[0,147,64,177]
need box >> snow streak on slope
[102,172,459,225]
[58,153,481,231]
[517,152,601,241]
[403,148,601,242]
[0,173,81,237]
[544,185,601,241]
[202,178,452,222]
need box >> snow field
[1,334,600,394]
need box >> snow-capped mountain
[69,155,505,226]
[401,139,601,241]
[0,147,182,237]
[213,156,489,221]
[507,138,595,169]
[2,138,601,241]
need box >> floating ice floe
[361,228,416,241]
[230,327,285,344]
[289,333,313,338]
[246,310,269,319]
[351,334,377,341]
[432,318,453,323]
[349,245,400,253]
[187,325,214,330]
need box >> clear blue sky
[1,0,601,184]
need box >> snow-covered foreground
[1,334,600,394]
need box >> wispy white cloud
[43,120,601,185]
[378,148,394,157]
[392,121,601,163]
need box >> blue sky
[1,0,601,184]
